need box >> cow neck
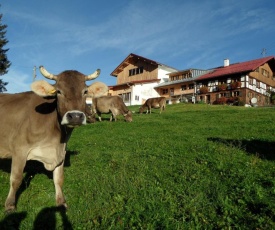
[60,125,73,143]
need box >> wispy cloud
[2,69,33,93]
[1,0,275,92]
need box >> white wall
[129,83,160,105]
[124,65,176,106]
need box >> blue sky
[1,0,275,93]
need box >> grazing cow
[0,66,108,213]
[139,97,166,114]
[88,95,132,122]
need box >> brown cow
[139,97,166,114]
[88,95,132,122]
[0,66,108,213]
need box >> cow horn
[85,69,101,81]
[39,66,57,80]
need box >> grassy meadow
[0,103,275,229]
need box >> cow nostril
[64,111,86,126]
[79,113,85,119]
[67,113,73,119]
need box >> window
[262,68,269,77]
[123,93,131,102]
[129,69,135,76]
[249,77,253,85]
[129,67,144,76]
[162,89,168,94]
[135,95,139,101]
[233,91,241,97]
[171,75,179,81]
[170,88,174,96]
[120,93,131,102]
[220,93,230,98]
[189,84,194,89]
[181,85,187,90]
[136,67,144,75]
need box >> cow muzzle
[61,110,86,127]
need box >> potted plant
[218,83,227,91]
[199,86,208,94]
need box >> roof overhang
[109,79,161,90]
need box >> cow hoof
[57,203,68,210]
[5,207,16,215]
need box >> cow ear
[87,82,108,98]
[31,80,57,97]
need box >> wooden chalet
[109,53,178,105]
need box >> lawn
[0,103,275,229]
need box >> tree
[0,10,11,92]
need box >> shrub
[213,97,227,105]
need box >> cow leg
[111,113,116,122]
[96,112,102,122]
[53,161,67,209]
[5,157,26,213]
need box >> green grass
[1,104,275,229]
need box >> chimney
[224,59,229,67]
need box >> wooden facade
[109,54,275,106]
[110,53,178,105]
[154,57,275,106]
[195,58,275,106]
[154,69,210,103]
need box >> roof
[197,56,275,81]
[110,53,178,77]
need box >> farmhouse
[194,57,275,106]
[109,54,275,106]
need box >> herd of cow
[86,95,166,123]
[0,67,167,213]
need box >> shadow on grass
[0,206,73,230]
[0,211,27,230]
[0,151,78,211]
[33,206,73,230]
[208,137,275,160]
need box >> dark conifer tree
[0,11,11,92]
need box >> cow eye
[56,90,62,95]
[83,89,88,95]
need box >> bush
[213,97,227,105]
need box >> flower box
[230,81,241,89]
[218,83,227,91]
[199,86,208,94]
